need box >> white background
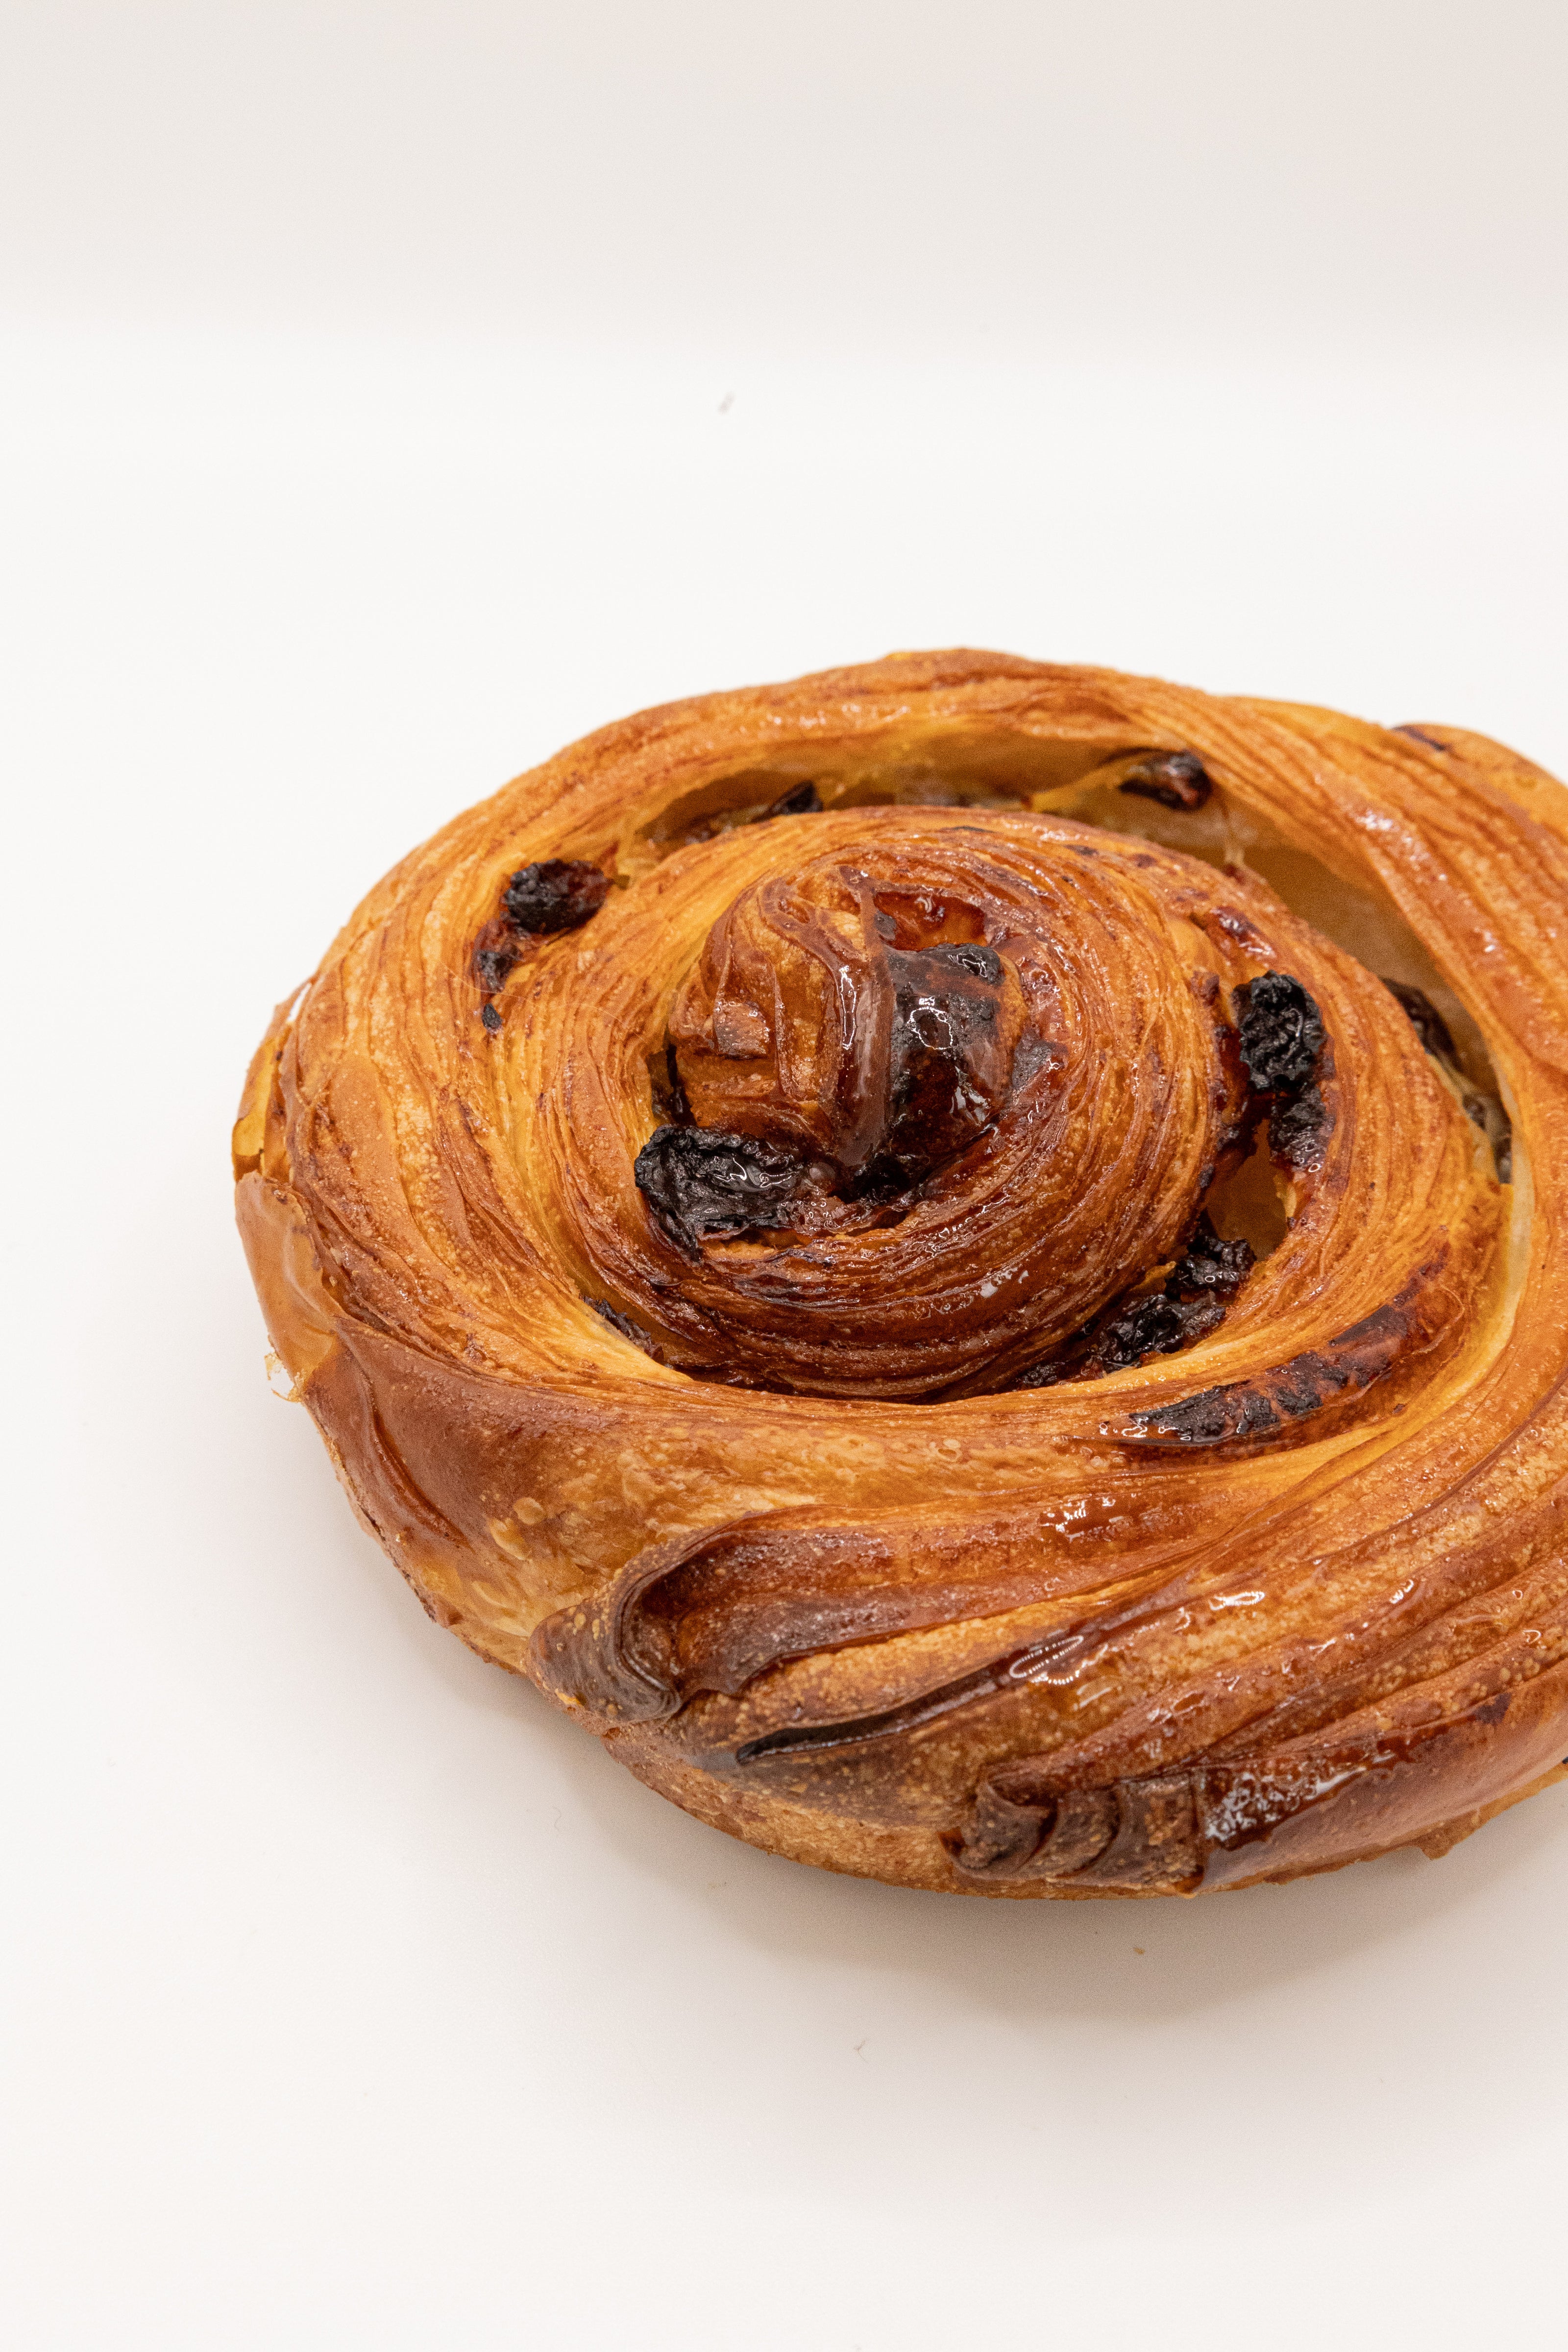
[3,6,1567,2347]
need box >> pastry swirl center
[550,809,1316,1399]
[668,866,1025,1184]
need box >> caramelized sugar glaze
[234,654,1568,1895]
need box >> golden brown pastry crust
[234,653,1568,1895]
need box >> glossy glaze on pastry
[235,653,1568,1895]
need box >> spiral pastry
[235,653,1568,1896]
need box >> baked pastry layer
[235,653,1568,1895]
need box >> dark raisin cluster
[474,860,612,1022]
[1016,1214,1254,1388]
[1089,1214,1255,1373]
[1234,969,1328,1170]
[1091,1290,1227,1374]
[502,859,612,934]
[1234,971,1324,1092]
[1167,1213,1256,1298]
[634,1126,808,1253]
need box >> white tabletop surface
[4,8,1567,2348]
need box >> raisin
[474,943,519,992]
[882,941,1008,1176]
[758,782,823,820]
[1168,1213,1254,1298]
[1014,1215,1251,1393]
[1095,1217,1252,1367]
[1093,1292,1226,1373]
[1119,750,1213,811]
[1381,978,1458,1064]
[1268,1085,1329,1171]
[634,1126,807,1252]
[471,912,522,994]
[502,859,611,934]
[1234,971,1324,1094]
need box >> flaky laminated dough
[235,654,1568,1895]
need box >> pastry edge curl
[607,1709,1568,1899]
[237,1177,1567,1895]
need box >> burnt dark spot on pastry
[1124,1291,1420,1447]
[480,1003,503,1032]
[1394,724,1453,754]
[502,858,612,935]
[757,781,823,820]
[1234,972,1324,1093]
[1128,1384,1277,1445]
[1118,750,1213,811]
[635,1125,808,1252]
[1383,978,1459,1063]
[1272,1367,1325,1416]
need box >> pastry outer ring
[235,651,1568,1896]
